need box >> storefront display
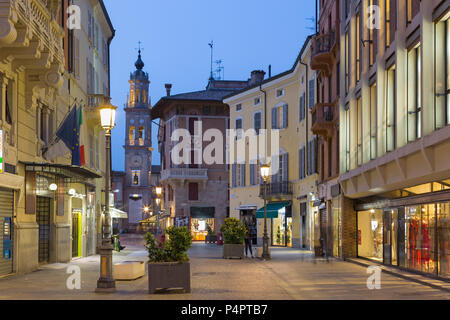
[191,218,214,241]
[358,210,383,261]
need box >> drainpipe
[300,61,309,176]
[259,85,267,161]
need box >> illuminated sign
[0,130,3,173]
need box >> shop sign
[0,130,3,174]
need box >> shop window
[386,65,396,152]
[358,210,383,261]
[437,202,450,278]
[434,18,450,129]
[368,0,378,67]
[188,182,198,201]
[407,44,422,142]
[405,205,437,274]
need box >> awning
[190,207,215,219]
[21,162,102,179]
[110,208,127,219]
[256,202,291,219]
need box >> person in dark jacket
[244,226,253,258]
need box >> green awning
[256,202,291,219]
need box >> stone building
[123,51,153,232]
[151,79,248,240]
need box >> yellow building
[224,37,319,249]
[0,0,114,276]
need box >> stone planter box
[205,235,217,244]
[223,244,244,259]
[148,262,191,294]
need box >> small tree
[145,226,192,263]
[220,218,246,245]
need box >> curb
[345,258,450,293]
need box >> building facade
[310,0,343,258]
[123,51,153,232]
[224,38,319,250]
[0,0,114,276]
[338,0,449,279]
[152,80,248,241]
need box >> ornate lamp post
[260,164,271,260]
[96,99,117,293]
[155,186,162,238]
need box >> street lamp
[155,186,162,238]
[96,99,117,293]
[260,164,271,260]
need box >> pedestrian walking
[245,226,253,258]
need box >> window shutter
[309,79,315,109]
[299,149,302,179]
[307,141,312,176]
[232,164,237,187]
[312,138,318,174]
[283,104,288,128]
[282,153,288,182]
[241,164,246,186]
[250,164,255,185]
[272,108,277,129]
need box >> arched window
[129,126,135,145]
[138,126,145,146]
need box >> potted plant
[145,226,193,294]
[205,224,217,244]
[220,218,246,259]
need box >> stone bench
[113,261,146,281]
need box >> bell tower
[124,49,152,230]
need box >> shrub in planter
[145,226,193,293]
[220,218,246,259]
[205,224,217,244]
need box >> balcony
[259,182,293,198]
[0,0,65,107]
[311,102,338,138]
[161,168,208,182]
[310,32,336,77]
[85,94,109,126]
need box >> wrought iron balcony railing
[259,181,293,198]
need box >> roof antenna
[208,41,214,81]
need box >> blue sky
[105,0,316,171]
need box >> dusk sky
[105,0,317,171]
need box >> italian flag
[78,106,86,166]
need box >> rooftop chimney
[165,83,172,96]
[249,70,266,86]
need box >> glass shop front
[357,183,450,279]
[256,202,292,247]
[190,207,215,241]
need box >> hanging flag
[55,105,81,166]
[78,106,86,166]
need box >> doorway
[36,197,51,263]
[72,210,82,258]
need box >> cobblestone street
[0,235,448,300]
